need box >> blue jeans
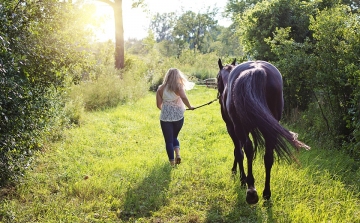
[160,118,184,161]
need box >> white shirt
[160,87,185,122]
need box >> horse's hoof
[262,190,271,200]
[246,188,259,204]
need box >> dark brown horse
[217,58,310,204]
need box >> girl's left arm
[156,86,163,110]
[178,87,194,110]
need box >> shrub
[68,56,149,111]
[0,0,98,186]
[64,94,85,126]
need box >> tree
[96,0,145,70]
[97,0,124,69]
[210,24,244,58]
[317,0,360,12]
[149,12,178,57]
[149,12,177,42]
[237,0,313,61]
[173,9,218,55]
[225,0,261,19]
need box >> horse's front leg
[227,124,246,186]
[243,137,258,204]
[234,146,246,186]
[263,142,274,200]
[226,125,238,175]
[231,151,237,175]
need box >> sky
[94,0,231,41]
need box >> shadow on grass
[118,163,172,221]
[204,174,278,223]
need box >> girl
[156,68,194,166]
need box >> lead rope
[186,97,219,110]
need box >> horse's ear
[231,58,236,66]
[218,58,223,70]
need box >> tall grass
[0,86,359,222]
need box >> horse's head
[217,58,236,97]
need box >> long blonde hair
[162,68,188,92]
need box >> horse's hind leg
[242,135,259,204]
[263,139,275,200]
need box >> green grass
[1,86,359,222]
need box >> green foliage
[69,55,149,111]
[125,38,146,55]
[144,45,222,87]
[308,5,360,149]
[0,87,358,222]
[225,0,261,19]
[210,25,245,58]
[0,0,50,185]
[0,69,41,184]
[244,1,360,158]
[63,94,85,126]
[156,40,179,57]
[149,12,177,42]
[0,0,102,186]
[24,1,97,87]
[344,63,360,158]
[148,8,242,59]
[237,0,313,61]
[266,27,314,114]
[173,9,218,54]
[149,9,221,57]
[126,34,221,91]
[177,50,221,80]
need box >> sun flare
[94,3,115,41]
[91,0,229,41]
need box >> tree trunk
[114,0,124,70]
[97,0,125,71]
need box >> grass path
[1,86,359,222]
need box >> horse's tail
[232,68,310,163]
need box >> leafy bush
[0,0,99,186]
[177,50,220,80]
[64,94,85,126]
[145,47,227,88]
[268,4,360,160]
[1,70,37,184]
[69,55,149,111]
